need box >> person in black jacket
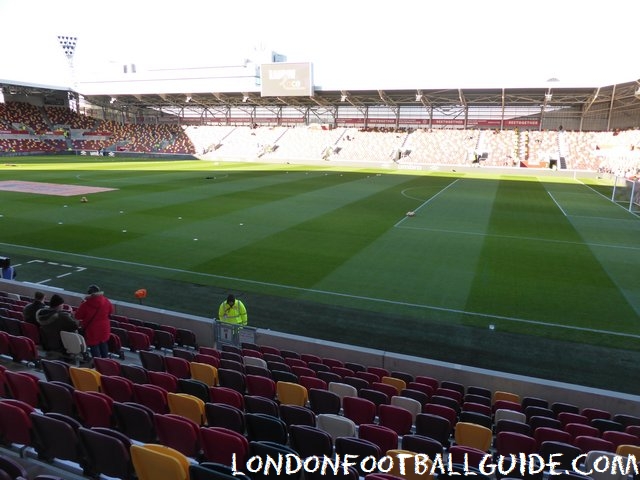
[36,294,79,359]
[22,291,46,326]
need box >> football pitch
[2,156,640,394]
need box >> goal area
[612,175,640,214]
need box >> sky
[0,0,638,91]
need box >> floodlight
[186,96,192,103]
[110,97,117,104]
[340,94,347,102]
[415,94,422,102]
[57,35,78,60]
[242,94,250,103]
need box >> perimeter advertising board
[261,62,313,97]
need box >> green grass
[2,156,640,393]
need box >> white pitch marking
[395,179,460,227]
[397,224,640,251]
[576,178,640,219]
[57,273,72,278]
[547,192,567,216]
[3,240,639,339]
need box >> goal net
[612,175,640,213]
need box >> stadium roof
[73,80,640,116]
[2,78,640,120]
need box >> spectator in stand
[0,257,16,280]
[75,284,113,358]
[22,291,46,326]
[36,294,79,360]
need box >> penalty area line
[1,241,637,339]
[547,191,567,216]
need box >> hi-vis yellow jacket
[218,299,248,326]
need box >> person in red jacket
[75,284,113,358]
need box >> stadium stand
[2,90,640,478]
[3,101,640,173]
[2,279,640,479]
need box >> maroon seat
[200,426,249,466]
[73,391,114,428]
[358,423,399,453]
[378,403,413,436]
[194,353,220,368]
[18,321,40,345]
[5,370,40,408]
[135,326,155,346]
[0,398,36,447]
[342,396,376,425]
[154,413,201,457]
[165,356,191,379]
[8,335,39,366]
[38,380,75,417]
[147,371,179,393]
[299,376,327,392]
[127,331,151,352]
[209,386,245,410]
[93,357,122,376]
[132,383,169,414]
[0,332,11,357]
[78,426,135,480]
[198,346,220,358]
[245,375,276,399]
[100,375,135,403]
[30,412,83,464]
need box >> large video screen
[261,62,313,97]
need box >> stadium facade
[1,46,639,132]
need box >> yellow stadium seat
[189,362,218,387]
[454,421,493,452]
[130,444,189,480]
[167,392,206,425]
[69,366,102,392]
[493,390,520,404]
[386,449,434,480]
[381,376,407,395]
[276,381,308,406]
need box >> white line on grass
[576,178,640,219]
[395,179,460,227]
[547,192,567,216]
[567,214,640,223]
[547,178,640,221]
[3,241,639,339]
[400,187,428,202]
[396,225,640,251]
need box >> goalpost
[598,147,640,214]
[612,175,640,213]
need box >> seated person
[36,294,80,360]
[22,291,46,326]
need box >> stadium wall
[3,278,640,417]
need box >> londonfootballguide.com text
[231,452,640,477]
